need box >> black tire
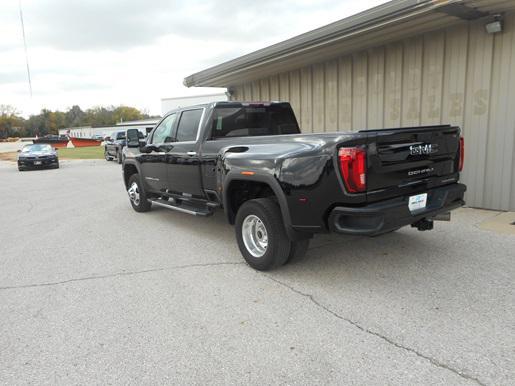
[127,174,152,212]
[117,149,122,164]
[54,161,60,169]
[18,166,24,172]
[235,198,291,271]
[286,239,310,264]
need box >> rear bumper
[328,183,466,236]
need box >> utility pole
[19,0,32,97]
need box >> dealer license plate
[34,161,42,165]
[408,193,427,212]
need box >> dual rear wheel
[235,198,310,271]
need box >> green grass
[57,146,104,159]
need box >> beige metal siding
[251,80,260,101]
[231,12,515,210]
[270,75,279,100]
[300,67,313,132]
[421,31,444,126]
[289,70,301,121]
[402,36,423,127]
[352,52,368,130]
[367,47,385,129]
[260,78,270,100]
[384,43,403,128]
[338,57,353,131]
[325,60,338,132]
[463,19,494,208]
[441,24,468,128]
[279,73,289,101]
[486,18,515,210]
[312,63,325,132]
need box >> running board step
[148,198,213,216]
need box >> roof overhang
[184,0,513,88]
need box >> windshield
[211,104,300,139]
[22,144,52,153]
[113,131,143,139]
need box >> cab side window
[151,113,176,144]
[176,109,203,142]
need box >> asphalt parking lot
[0,160,514,385]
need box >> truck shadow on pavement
[148,204,438,278]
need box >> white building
[59,118,160,139]
[161,93,227,115]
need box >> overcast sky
[1,0,387,117]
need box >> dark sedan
[17,144,59,171]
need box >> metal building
[184,0,515,211]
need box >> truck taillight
[338,147,366,193]
[459,136,464,172]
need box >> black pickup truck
[122,101,465,270]
[105,130,144,164]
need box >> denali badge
[408,167,434,176]
[409,144,436,155]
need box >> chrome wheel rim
[127,182,140,206]
[242,215,268,258]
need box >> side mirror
[126,129,140,148]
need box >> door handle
[186,151,197,156]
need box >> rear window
[210,104,300,139]
[176,109,203,142]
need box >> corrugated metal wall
[231,13,515,211]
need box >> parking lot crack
[265,275,485,386]
[0,262,244,291]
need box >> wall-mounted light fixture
[485,14,503,34]
[225,87,234,100]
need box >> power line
[19,0,32,97]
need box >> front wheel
[127,174,152,212]
[235,198,291,271]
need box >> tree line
[0,104,158,138]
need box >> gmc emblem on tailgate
[409,144,436,155]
